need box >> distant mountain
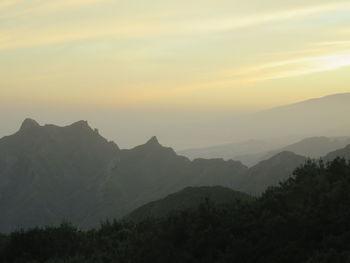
[237,136,350,166]
[324,144,350,161]
[127,186,252,222]
[180,93,350,159]
[179,139,279,161]
[236,93,350,141]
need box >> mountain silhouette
[1,119,346,232]
[0,120,247,232]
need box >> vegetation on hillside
[1,158,350,262]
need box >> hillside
[127,186,252,222]
[2,158,350,262]
[325,144,350,160]
[241,151,307,194]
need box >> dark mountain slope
[3,158,350,263]
[241,151,307,194]
[0,119,121,232]
[0,120,249,232]
[127,186,252,222]
[1,119,335,232]
[325,144,350,161]
[108,138,248,214]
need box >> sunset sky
[1,0,350,147]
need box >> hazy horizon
[2,0,350,148]
[1,92,350,151]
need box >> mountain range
[180,136,350,166]
[0,118,349,232]
[2,93,350,150]
[180,93,350,161]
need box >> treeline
[1,158,350,263]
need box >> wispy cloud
[227,51,350,83]
[0,20,160,50]
[182,2,350,33]
[313,41,350,47]
[1,1,350,51]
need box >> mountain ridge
[0,118,349,232]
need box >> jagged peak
[131,136,175,153]
[20,118,40,131]
[146,136,160,145]
[68,120,91,130]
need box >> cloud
[313,41,350,47]
[181,2,350,33]
[0,19,160,50]
[1,1,350,51]
[230,52,350,82]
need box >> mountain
[324,144,350,160]
[127,186,252,222]
[0,119,122,232]
[2,94,350,150]
[237,136,350,166]
[0,119,248,232]
[241,151,307,194]
[3,158,350,263]
[236,93,350,141]
[1,119,330,232]
[179,139,279,160]
[179,93,350,158]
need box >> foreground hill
[1,158,350,263]
[127,186,252,222]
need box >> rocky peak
[146,136,160,146]
[20,118,40,131]
[69,120,91,130]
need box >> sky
[1,0,350,148]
